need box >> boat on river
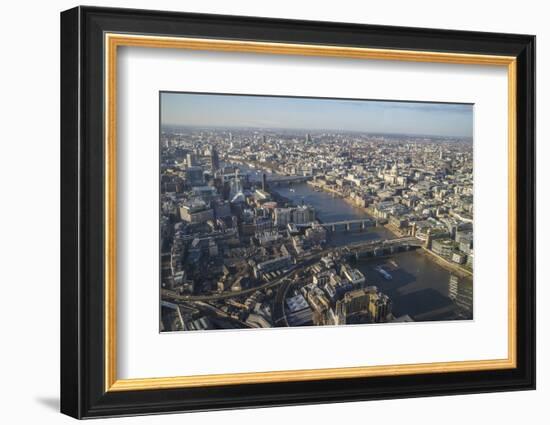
[375,266,393,280]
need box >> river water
[235,165,473,321]
[276,183,473,322]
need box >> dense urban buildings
[160,95,474,332]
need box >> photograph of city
[160,92,474,332]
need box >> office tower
[185,166,204,186]
[210,145,220,171]
[186,152,197,167]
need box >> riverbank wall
[420,247,473,278]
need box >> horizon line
[160,124,473,141]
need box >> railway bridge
[295,218,377,232]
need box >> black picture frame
[61,5,535,419]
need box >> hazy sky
[161,92,473,138]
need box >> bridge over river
[295,218,378,232]
[343,236,423,258]
[161,236,423,303]
[221,169,312,186]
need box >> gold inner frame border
[104,33,517,392]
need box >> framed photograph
[60,6,535,419]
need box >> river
[277,182,473,322]
[233,165,473,321]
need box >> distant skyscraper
[368,292,392,323]
[185,166,204,186]
[262,173,267,191]
[210,146,220,171]
[186,152,197,167]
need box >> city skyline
[161,92,474,138]
[160,113,474,331]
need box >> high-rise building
[335,286,391,324]
[368,292,392,323]
[335,288,371,325]
[292,205,315,224]
[179,201,214,224]
[185,166,204,186]
[186,152,197,167]
[210,146,220,171]
[274,208,292,227]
